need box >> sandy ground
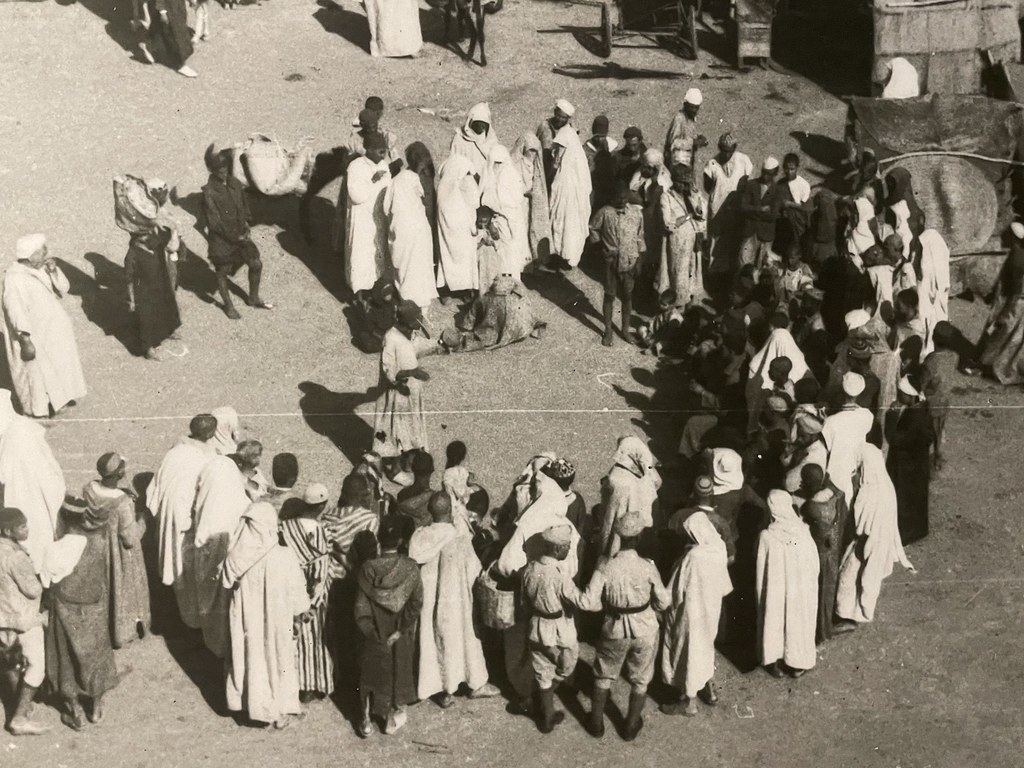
[0,1,1023,765]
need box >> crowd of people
[1,75,1019,746]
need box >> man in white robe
[549,125,592,268]
[408,492,498,706]
[834,445,915,630]
[346,134,393,301]
[145,414,218,626]
[436,154,480,295]
[222,501,311,728]
[190,443,258,656]
[755,490,818,677]
[660,511,732,716]
[0,389,64,572]
[703,133,752,277]
[450,103,499,180]
[365,0,422,58]
[911,214,950,355]
[384,145,438,309]
[2,234,87,418]
[818,373,873,501]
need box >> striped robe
[279,517,333,695]
[320,505,380,581]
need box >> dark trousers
[145,0,193,69]
[603,258,637,339]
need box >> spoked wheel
[598,1,614,57]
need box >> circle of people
[1,83,1013,741]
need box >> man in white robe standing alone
[346,134,393,304]
[2,234,87,418]
[408,492,499,707]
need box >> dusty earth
[0,0,1022,765]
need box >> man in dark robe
[354,516,423,736]
[202,147,272,320]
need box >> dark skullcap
[592,115,609,135]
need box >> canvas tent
[847,94,1024,255]
[872,0,1020,96]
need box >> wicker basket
[474,567,516,630]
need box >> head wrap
[614,512,644,539]
[554,98,575,117]
[845,309,871,331]
[303,483,330,505]
[16,234,46,262]
[642,148,664,166]
[842,372,866,398]
[96,452,126,479]
[711,448,743,495]
[683,87,703,106]
[612,436,656,479]
[682,510,725,551]
[541,524,572,546]
[767,489,800,526]
[546,458,576,481]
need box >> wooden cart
[572,0,701,59]
[733,0,773,65]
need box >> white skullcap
[1012,222,1024,240]
[683,87,703,106]
[555,99,575,117]
[762,156,780,172]
[147,178,167,190]
[642,148,664,166]
[842,372,866,398]
[15,234,46,261]
[845,308,871,331]
[898,375,921,398]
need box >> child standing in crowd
[0,508,49,736]
[442,440,488,518]
[589,181,646,346]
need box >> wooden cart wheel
[685,1,698,59]
[598,1,613,58]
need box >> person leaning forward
[202,145,273,320]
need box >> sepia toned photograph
[0,0,1020,765]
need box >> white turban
[762,156,780,172]
[642,148,664,166]
[845,308,871,331]
[683,87,703,106]
[15,234,46,262]
[842,372,866,398]
[555,99,575,117]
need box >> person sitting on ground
[202,146,272,319]
[442,275,546,353]
[636,290,686,357]
[0,508,49,736]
